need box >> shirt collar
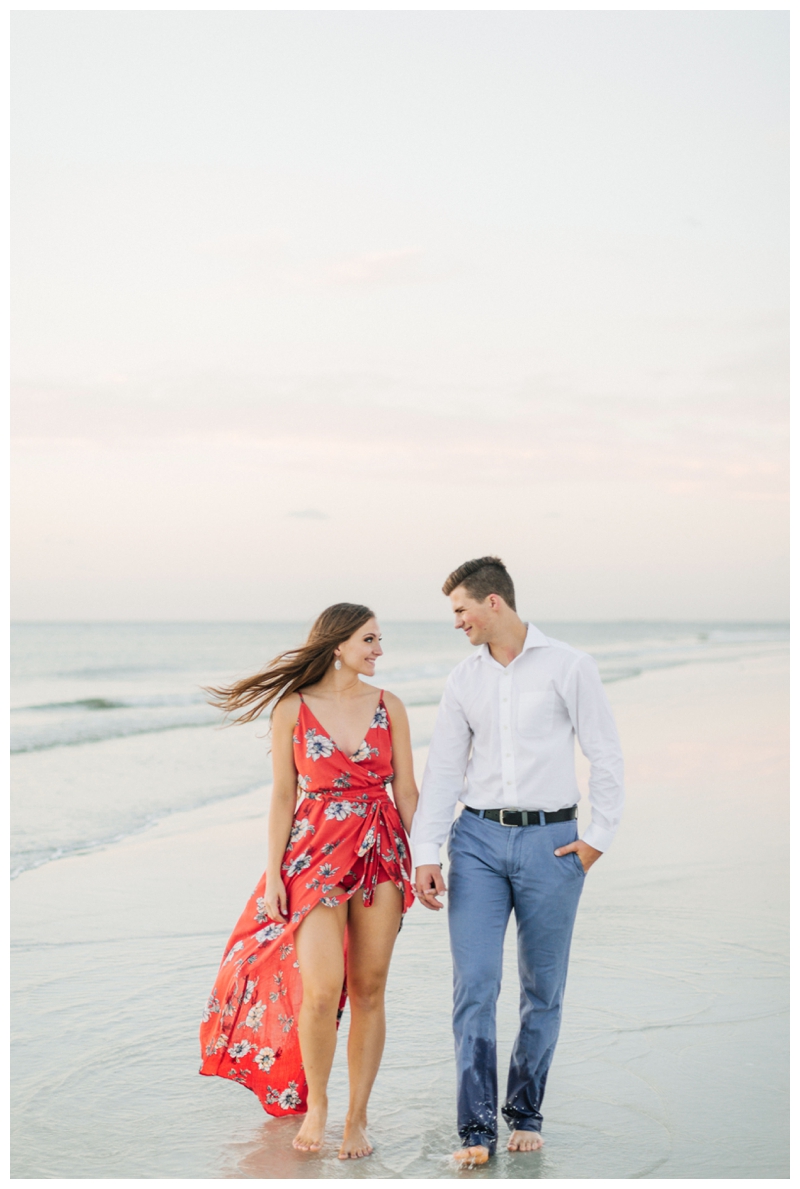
[479,622,549,665]
[522,622,550,649]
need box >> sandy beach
[11,647,788,1178]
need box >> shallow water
[10,626,789,1178]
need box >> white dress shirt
[410,623,624,867]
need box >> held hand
[554,839,602,874]
[414,863,447,911]
[264,878,288,921]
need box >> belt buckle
[499,809,517,827]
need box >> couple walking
[199,556,624,1164]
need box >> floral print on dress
[202,991,220,1022]
[222,941,244,966]
[199,691,414,1118]
[266,1081,302,1110]
[324,800,354,822]
[254,1046,276,1072]
[288,817,314,846]
[357,826,376,856]
[254,923,284,944]
[305,728,335,761]
[244,1003,266,1029]
[284,851,312,878]
[350,741,379,764]
[370,704,389,731]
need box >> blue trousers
[447,809,585,1153]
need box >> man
[411,556,624,1166]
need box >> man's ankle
[461,1139,495,1155]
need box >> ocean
[10,619,788,880]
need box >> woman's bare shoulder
[381,689,408,718]
[273,691,301,726]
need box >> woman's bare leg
[339,881,403,1159]
[292,894,348,1151]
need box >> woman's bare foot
[507,1129,543,1152]
[338,1115,373,1159]
[292,1102,327,1152]
[452,1145,490,1167]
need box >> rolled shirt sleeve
[410,677,472,867]
[562,652,625,852]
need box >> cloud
[12,397,785,504]
[313,248,425,287]
[194,237,429,292]
[10,338,787,503]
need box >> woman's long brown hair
[204,603,376,724]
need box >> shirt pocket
[516,690,555,738]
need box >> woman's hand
[264,877,288,921]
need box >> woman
[199,604,417,1160]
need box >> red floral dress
[198,692,414,1115]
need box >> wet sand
[11,649,788,1177]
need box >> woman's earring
[334,658,342,670]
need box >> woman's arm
[263,693,301,921]
[383,691,418,835]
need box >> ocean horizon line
[11,616,791,627]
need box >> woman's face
[335,617,383,677]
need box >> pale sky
[11,11,788,621]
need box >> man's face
[449,586,495,646]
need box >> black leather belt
[464,805,577,827]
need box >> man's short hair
[442,556,516,611]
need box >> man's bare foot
[507,1129,543,1152]
[452,1145,490,1167]
[292,1103,327,1152]
[338,1115,372,1159]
